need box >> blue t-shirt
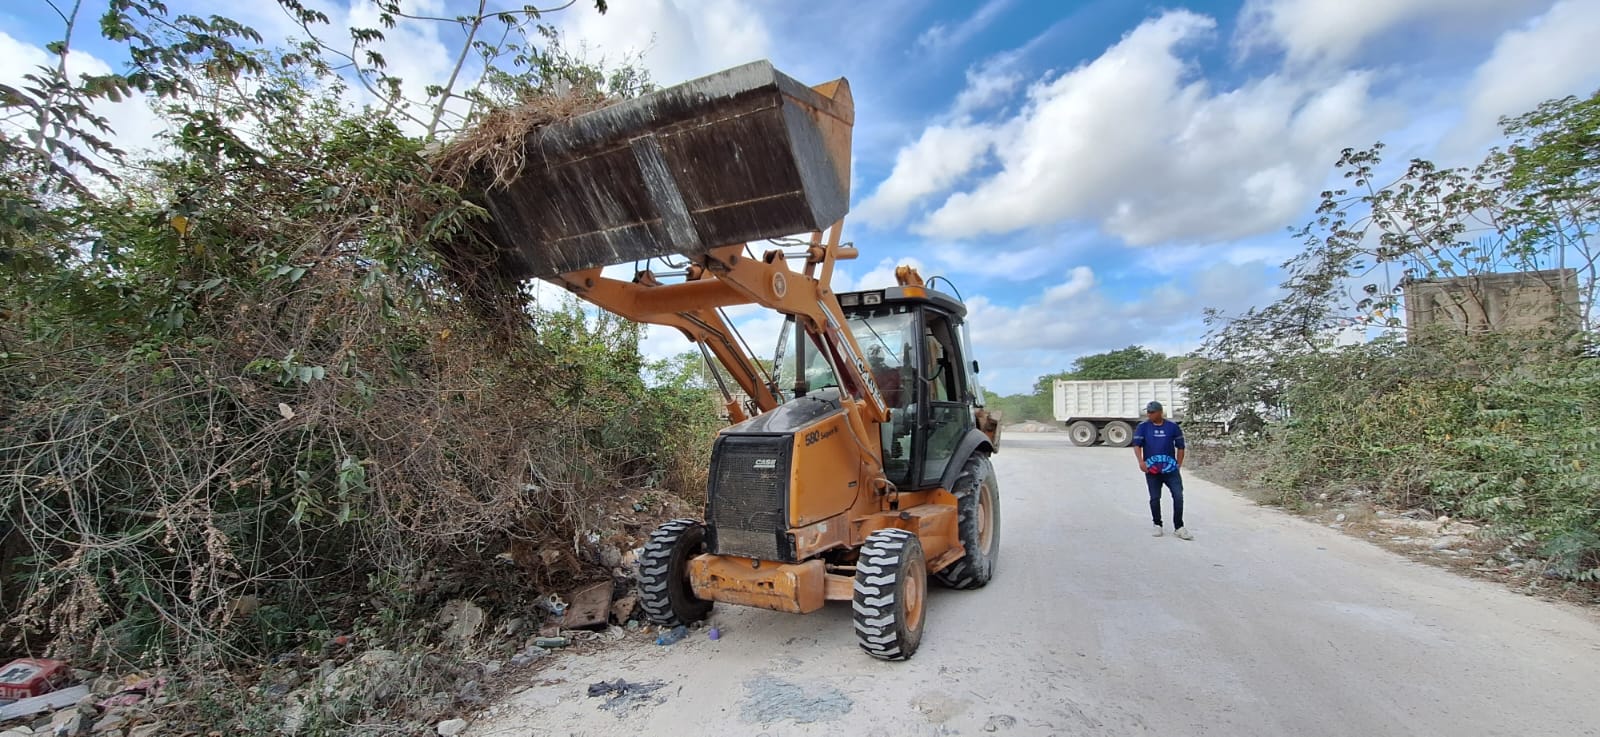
[1133,420,1185,471]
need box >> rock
[322,649,403,702]
[1334,513,1347,523]
[90,712,125,734]
[1431,536,1464,551]
[128,725,162,737]
[598,545,623,569]
[0,729,32,737]
[1436,515,1451,524]
[438,600,486,642]
[497,618,525,638]
[280,691,309,735]
[436,718,468,736]
[456,680,483,705]
[50,707,92,737]
[483,661,502,675]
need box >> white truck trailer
[1053,378,1186,447]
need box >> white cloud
[916,0,1015,53]
[556,0,771,86]
[1042,266,1095,303]
[894,10,1391,247]
[965,260,1279,393]
[1237,0,1547,65]
[853,124,995,227]
[1449,0,1600,151]
[951,51,1025,117]
[842,256,926,293]
[0,30,168,161]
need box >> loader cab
[779,286,982,491]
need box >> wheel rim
[1108,426,1127,444]
[903,562,926,629]
[977,481,995,552]
[1072,426,1091,442]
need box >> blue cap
[1145,401,1163,413]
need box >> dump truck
[452,61,1000,660]
[1054,378,1186,447]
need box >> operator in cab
[1133,401,1191,540]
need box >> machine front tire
[1068,421,1098,446]
[853,529,927,661]
[638,519,713,626]
[1103,420,1134,447]
[933,454,1000,589]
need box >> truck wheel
[854,528,927,661]
[638,519,713,626]
[933,454,1000,589]
[1103,420,1134,447]
[1068,421,1098,446]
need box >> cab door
[915,308,975,487]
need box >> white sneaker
[1175,527,1193,540]
[1152,525,1164,537]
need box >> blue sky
[4,0,1600,393]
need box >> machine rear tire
[933,454,1000,589]
[638,519,713,627]
[1068,421,1098,446]
[1103,420,1134,447]
[853,529,927,661]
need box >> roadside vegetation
[1,1,722,733]
[1185,91,1600,587]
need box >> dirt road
[471,434,1600,737]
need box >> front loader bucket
[475,60,854,280]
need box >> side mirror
[971,360,980,374]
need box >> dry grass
[431,92,614,190]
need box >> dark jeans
[1146,471,1184,528]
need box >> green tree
[1033,345,1183,394]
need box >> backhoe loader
[463,60,1002,660]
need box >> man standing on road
[1134,401,1191,540]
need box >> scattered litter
[586,679,667,713]
[1334,513,1347,523]
[98,676,165,708]
[533,637,569,649]
[537,593,568,618]
[739,675,852,724]
[983,714,1018,732]
[0,685,89,720]
[709,627,721,641]
[509,646,546,667]
[609,595,639,625]
[0,658,67,702]
[560,582,613,630]
[655,626,688,646]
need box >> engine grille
[707,434,792,561]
